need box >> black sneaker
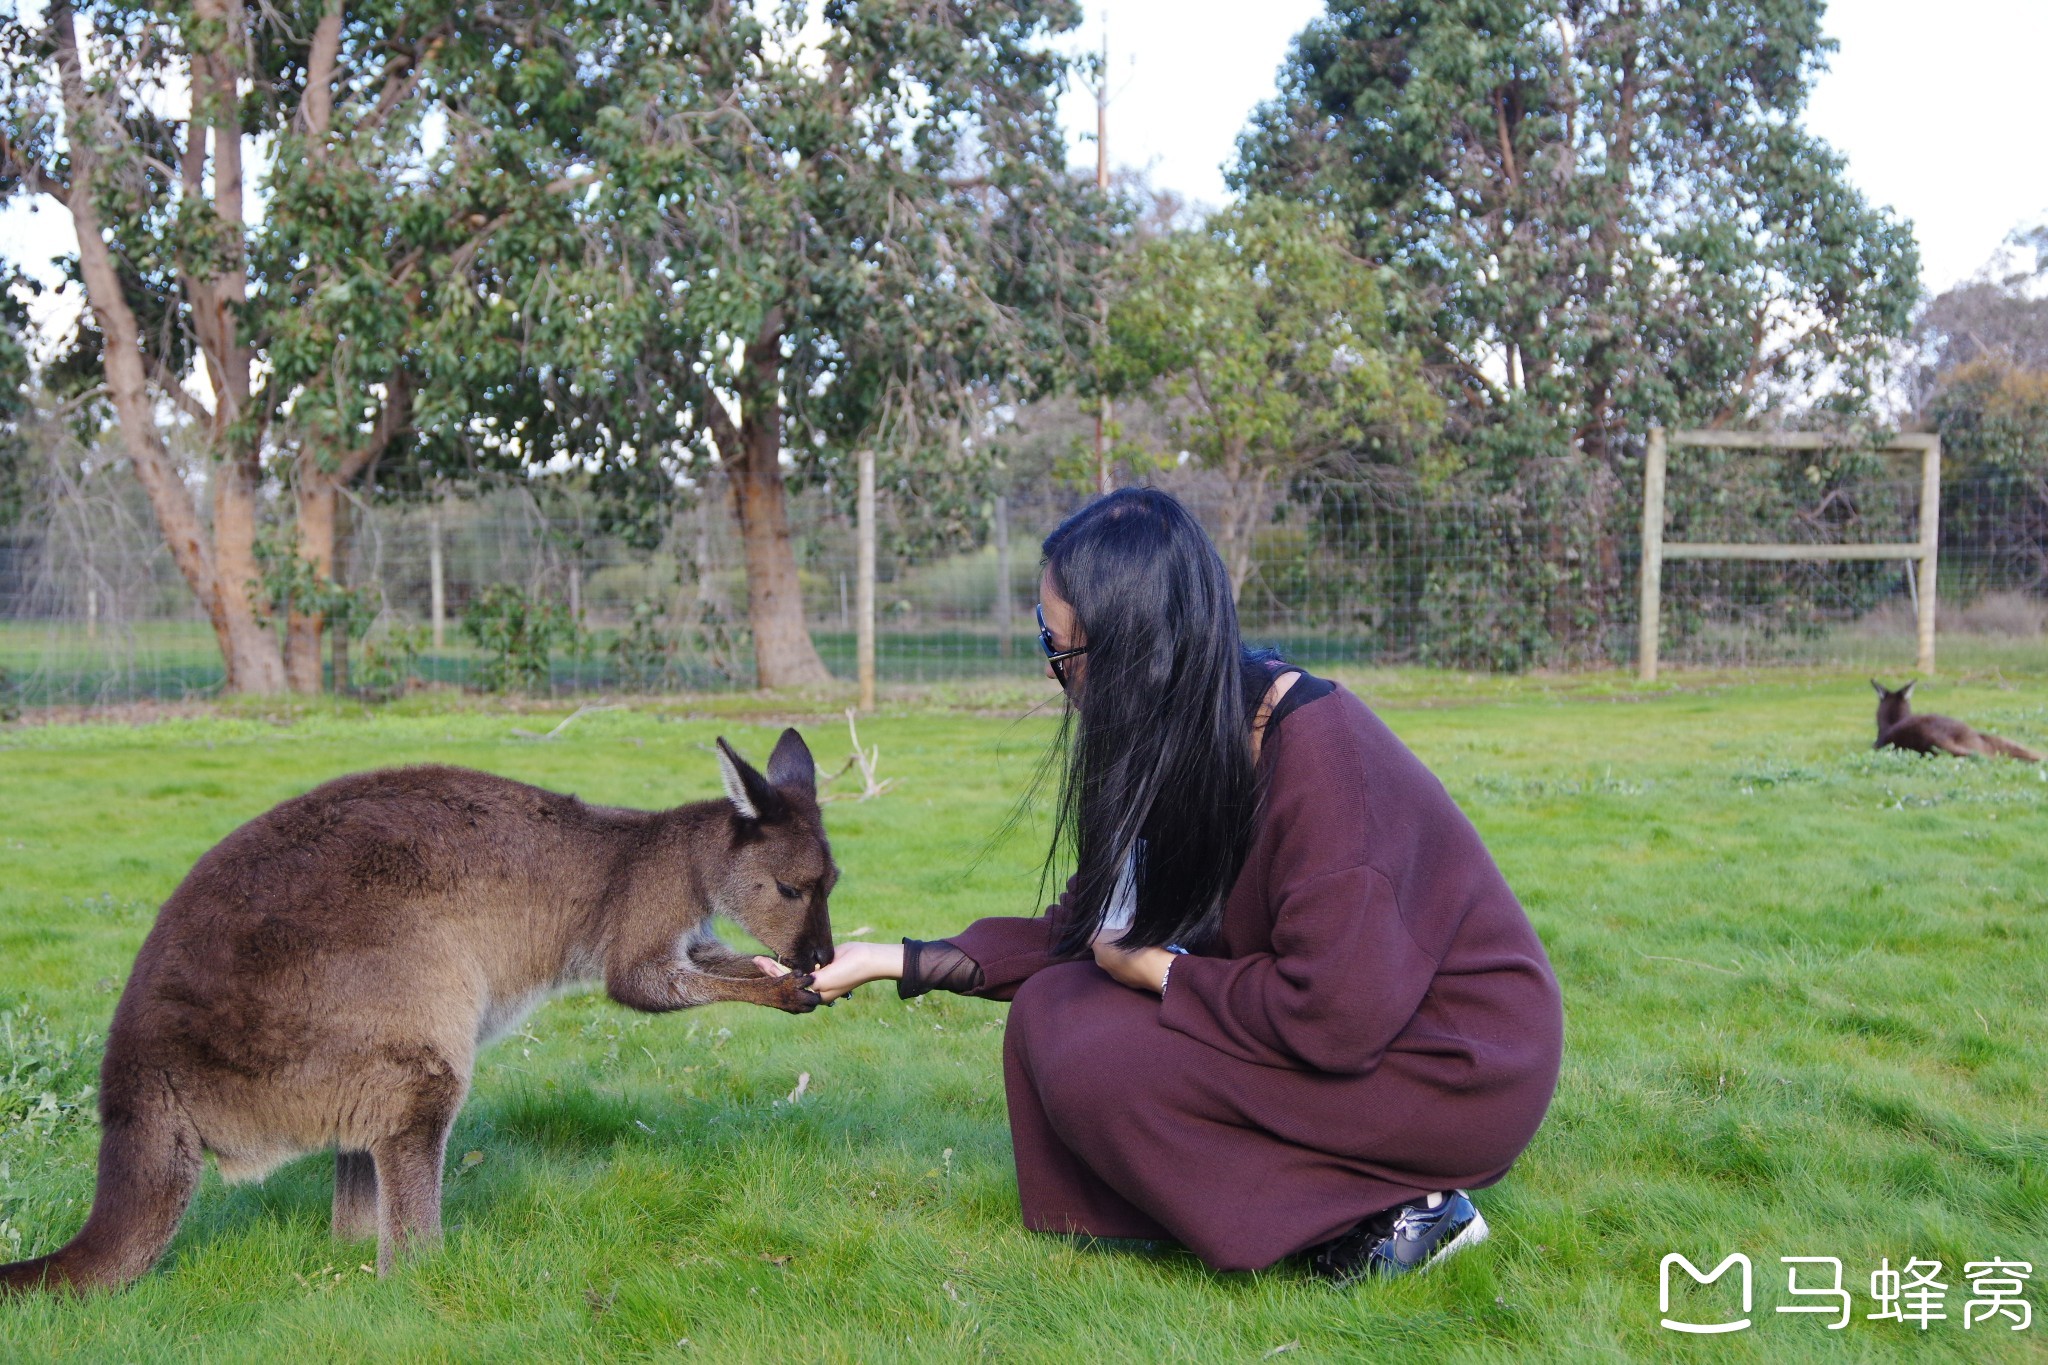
[1308,1191,1489,1284]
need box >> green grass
[1,671,2045,1361]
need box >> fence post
[331,495,352,695]
[428,508,446,650]
[1637,427,1667,682]
[1917,437,1941,676]
[857,447,876,712]
[992,493,1012,659]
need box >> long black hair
[1042,488,1266,956]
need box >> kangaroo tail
[1981,733,2043,762]
[0,1068,201,1294]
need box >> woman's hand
[763,941,905,1005]
[1091,935,1175,995]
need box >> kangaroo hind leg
[333,1150,378,1241]
[368,1046,467,1276]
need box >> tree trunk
[285,375,410,693]
[286,474,339,693]
[211,449,288,693]
[724,326,830,690]
[283,0,347,697]
[330,494,352,694]
[50,1,286,694]
[1216,448,1270,606]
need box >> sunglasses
[1036,602,1090,688]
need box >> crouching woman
[802,489,1564,1282]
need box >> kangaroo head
[1870,678,1915,732]
[712,729,837,971]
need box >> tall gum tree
[2,0,286,689]
[1235,0,1921,460]
[524,0,1104,690]
[2,0,599,693]
[254,0,610,690]
[1233,0,1920,654]
[1099,198,1438,601]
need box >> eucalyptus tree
[1,0,294,689]
[0,0,597,692]
[1914,228,2048,598]
[1100,198,1437,600]
[516,0,1106,689]
[1235,0,1921,467]
[253,2,613,690]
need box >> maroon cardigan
[945,681,1562,1252]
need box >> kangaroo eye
[776,881,803,900]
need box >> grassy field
[0,669,2044,1361]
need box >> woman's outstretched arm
[771,942,903,1003]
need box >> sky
[5,0,2045,340]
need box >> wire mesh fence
[2,451,2045,709]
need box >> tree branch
[0,129,69,203]
[332,368,413,485]
[296,0,343,146]
[1493,89,1520,188]
[150,360,217,427]
[692,381,744,467]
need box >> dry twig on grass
[509,703,625,741]
[819,708,897,802]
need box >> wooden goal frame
[1636,428,1942,682]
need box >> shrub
[461,585,582,694]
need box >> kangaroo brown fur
[1871,679,2042,761]
[0,728,835,1294]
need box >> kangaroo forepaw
[771,972,822,1014]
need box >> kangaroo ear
[715,738,785,822]
[1902,680,1916,698]
[1870,678,1888,696]
[766,727,816,797]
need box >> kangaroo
[0,729,835,1294]
[1871,680,2042,761]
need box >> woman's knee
[1008,962,1152,1112]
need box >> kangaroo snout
[788,937,836,973]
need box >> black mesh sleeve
[898,938,986,998]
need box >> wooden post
[330,495,352,695]
[992,493,1013,659]
[856,447,876,712]
[1637,427,1667,682]
[1916,437,1942,675]
[428,509,446,650]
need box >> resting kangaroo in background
[0,729,835,1294]
[1871,680,2042,761]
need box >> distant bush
[462,585,584,694]
[352,623,429,700]
[609,597,752,690]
